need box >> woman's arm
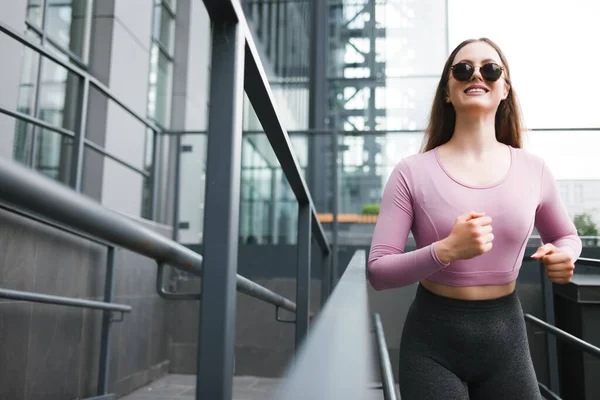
[367,161,449,291]
[534,161,582,262]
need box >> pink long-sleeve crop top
[367,145,582,290]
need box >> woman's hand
[531,244,575,284]
[435,211,494,264]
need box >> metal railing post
[197,18,245,400]
[540,260,560,394]
[98,246,117,395]
[320,251,331,308]
[295,203,311,351]
[374,313,399,400]
[70,76,90,191]
[147,129,160,221]
[331,130,339,287]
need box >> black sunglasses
[450,62,504,82]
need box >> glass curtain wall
[239,0,312,245]
[14,0,93,183]
[144,0,177,219]
[328,0,447,214]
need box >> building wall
[0,206,171,399]
[175,0,211,244]
[93,0,152,217]
[0,1,184,398]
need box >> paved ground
[118,374,281,400]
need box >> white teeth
[466,88,486,94]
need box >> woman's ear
[502,83,510,100]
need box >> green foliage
[361,203,380,215]
[573,213,598,236]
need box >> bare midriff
[420,278,516,300]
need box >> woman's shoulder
[394,149,436,171]
[510,146,547,170]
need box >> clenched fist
[531,243,575,284]
[435,211,494,264]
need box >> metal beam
[196,19,245,400]
[331,130,340,287]
[308,0,329,221]
[539,261,561,393]
[295,203,312,351]
[98,247,117,395]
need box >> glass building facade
[14,0,93,182]
[2,0,599,247]
[327,0,447,214]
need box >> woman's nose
[471,66,484,81]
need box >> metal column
[540,261,560,393]
[97,246,117,395]
[197,20,245,400]
[307,0,329,211]
[295,203,312,350]
[320,252,331,307]
[70,76,90,191]
[331,129,339,288]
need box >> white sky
[447,0,600,179]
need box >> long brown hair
[422,38,525,152]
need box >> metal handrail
[0,157,297,312]
[0,288,131,313]
[374,313,399,400]
[538,382,562,400]
[274,250,374,399]
[524,314,600,360]
[213,0,330,256]
[575,257,600,267]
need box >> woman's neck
[446,113,500,156]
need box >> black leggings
[398,284,542,400]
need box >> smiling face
[446,41,510,114]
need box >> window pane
[27,0,44,27]
[0,114,33,166]
[164,0,176,13]
[177,133,208,244]
[36,128,73,183]
[152,3,175,54]
[16,44,40,117]
[38,57,80,132]
[34,56,80,181]
[46,0,91,61]
[147,44,173,127]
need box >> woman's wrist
[434,238,456,265]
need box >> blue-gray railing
[0,1,333,399]
[197,2,332,398]
[526,256,600,399]
[275,250,375,399]
[0,201,127,400]
[0,156,310,400]
[274,250,397,400]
